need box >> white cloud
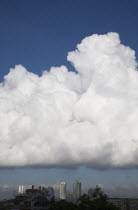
[0,32,138,169]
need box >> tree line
[48,186,120,210]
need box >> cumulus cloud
[0,32,138,169]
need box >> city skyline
[1,178,138,200]
[1,181,138,209]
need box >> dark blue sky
[0,0,138,190]
[0,0,138,79]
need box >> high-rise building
[66,192,73,202]
[73,181,81,200]
[88,188,94,198]
[27,184,34,189]
[42,187,46,193]
[60,182,66,200]
[18,185,26,194]
[48,187,54,197]
[38,186,42,191]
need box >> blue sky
[0,0,138,78]
[0,0,138,193]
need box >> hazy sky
[0,0,138,195]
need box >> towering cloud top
[0,33,138,169]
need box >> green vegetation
[48,186,120,210]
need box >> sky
[0,0,138,197]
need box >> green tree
[77,186,120,210]
[48,186,120,210]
